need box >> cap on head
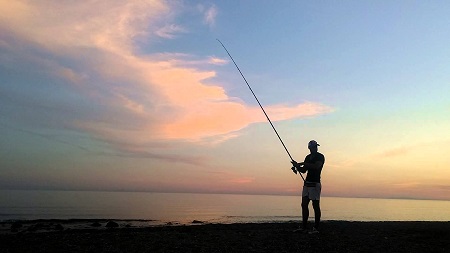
[308,140,320,148]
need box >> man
[291,140,325,234]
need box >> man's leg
[301,196,310,228]
[312,200,321,229]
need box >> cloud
[204,5,218,27]
[326,159,358,169]
[229,177,255,184]
[160,101,333,141]
[0,0,334,156]
[377,146,412,158]
[197,3,217,27]
[389,182,450,200]
[209,57,228,65]
[374,140,449,159]
[155,24,187,39]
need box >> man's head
[308,140,320,153]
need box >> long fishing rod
[217,39,305,181]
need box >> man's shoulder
[305,153,325,161]
[317,152,325,162]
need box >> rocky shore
[1,220,449,252]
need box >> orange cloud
[229,177,255,184]
[374,140,449,159]
[161,101,333,141]
[377,146,412,158]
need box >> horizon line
[1,188,448,202]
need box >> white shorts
[302,182,322,200]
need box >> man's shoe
[308,227,319,234]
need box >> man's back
[304,152,325,183]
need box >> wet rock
[27,224,43,232]
[192,220,204,224]
[11,221,23,231]
[91,222,102,227]
[105,221,119,228]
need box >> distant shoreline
[1,220,449,252]
[2,189,449,202]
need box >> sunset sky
[0,1,449,200]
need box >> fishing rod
[217,39,305,181]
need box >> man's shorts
[302,182,321,200]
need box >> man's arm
[301,161,323,170]
[295,154,324,170]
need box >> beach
[1,220,449,252]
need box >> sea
[1,190,449,225]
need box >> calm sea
[1,190,449,225]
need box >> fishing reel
[291,166,298,174]
[292,166,307,174]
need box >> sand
[1,220,449,252]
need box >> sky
[0,1,449,200]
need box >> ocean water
[0,190,449,225]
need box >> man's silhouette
[292,140,325,234]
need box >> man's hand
[298,166,307,173]
[291,160,304,167]
[291,160,306,173]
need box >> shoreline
[1,218,449,232]
[1,220,449,252]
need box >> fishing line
[217,39,305,181]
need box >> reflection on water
[1,190,449,224]
[322,197,450,221]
